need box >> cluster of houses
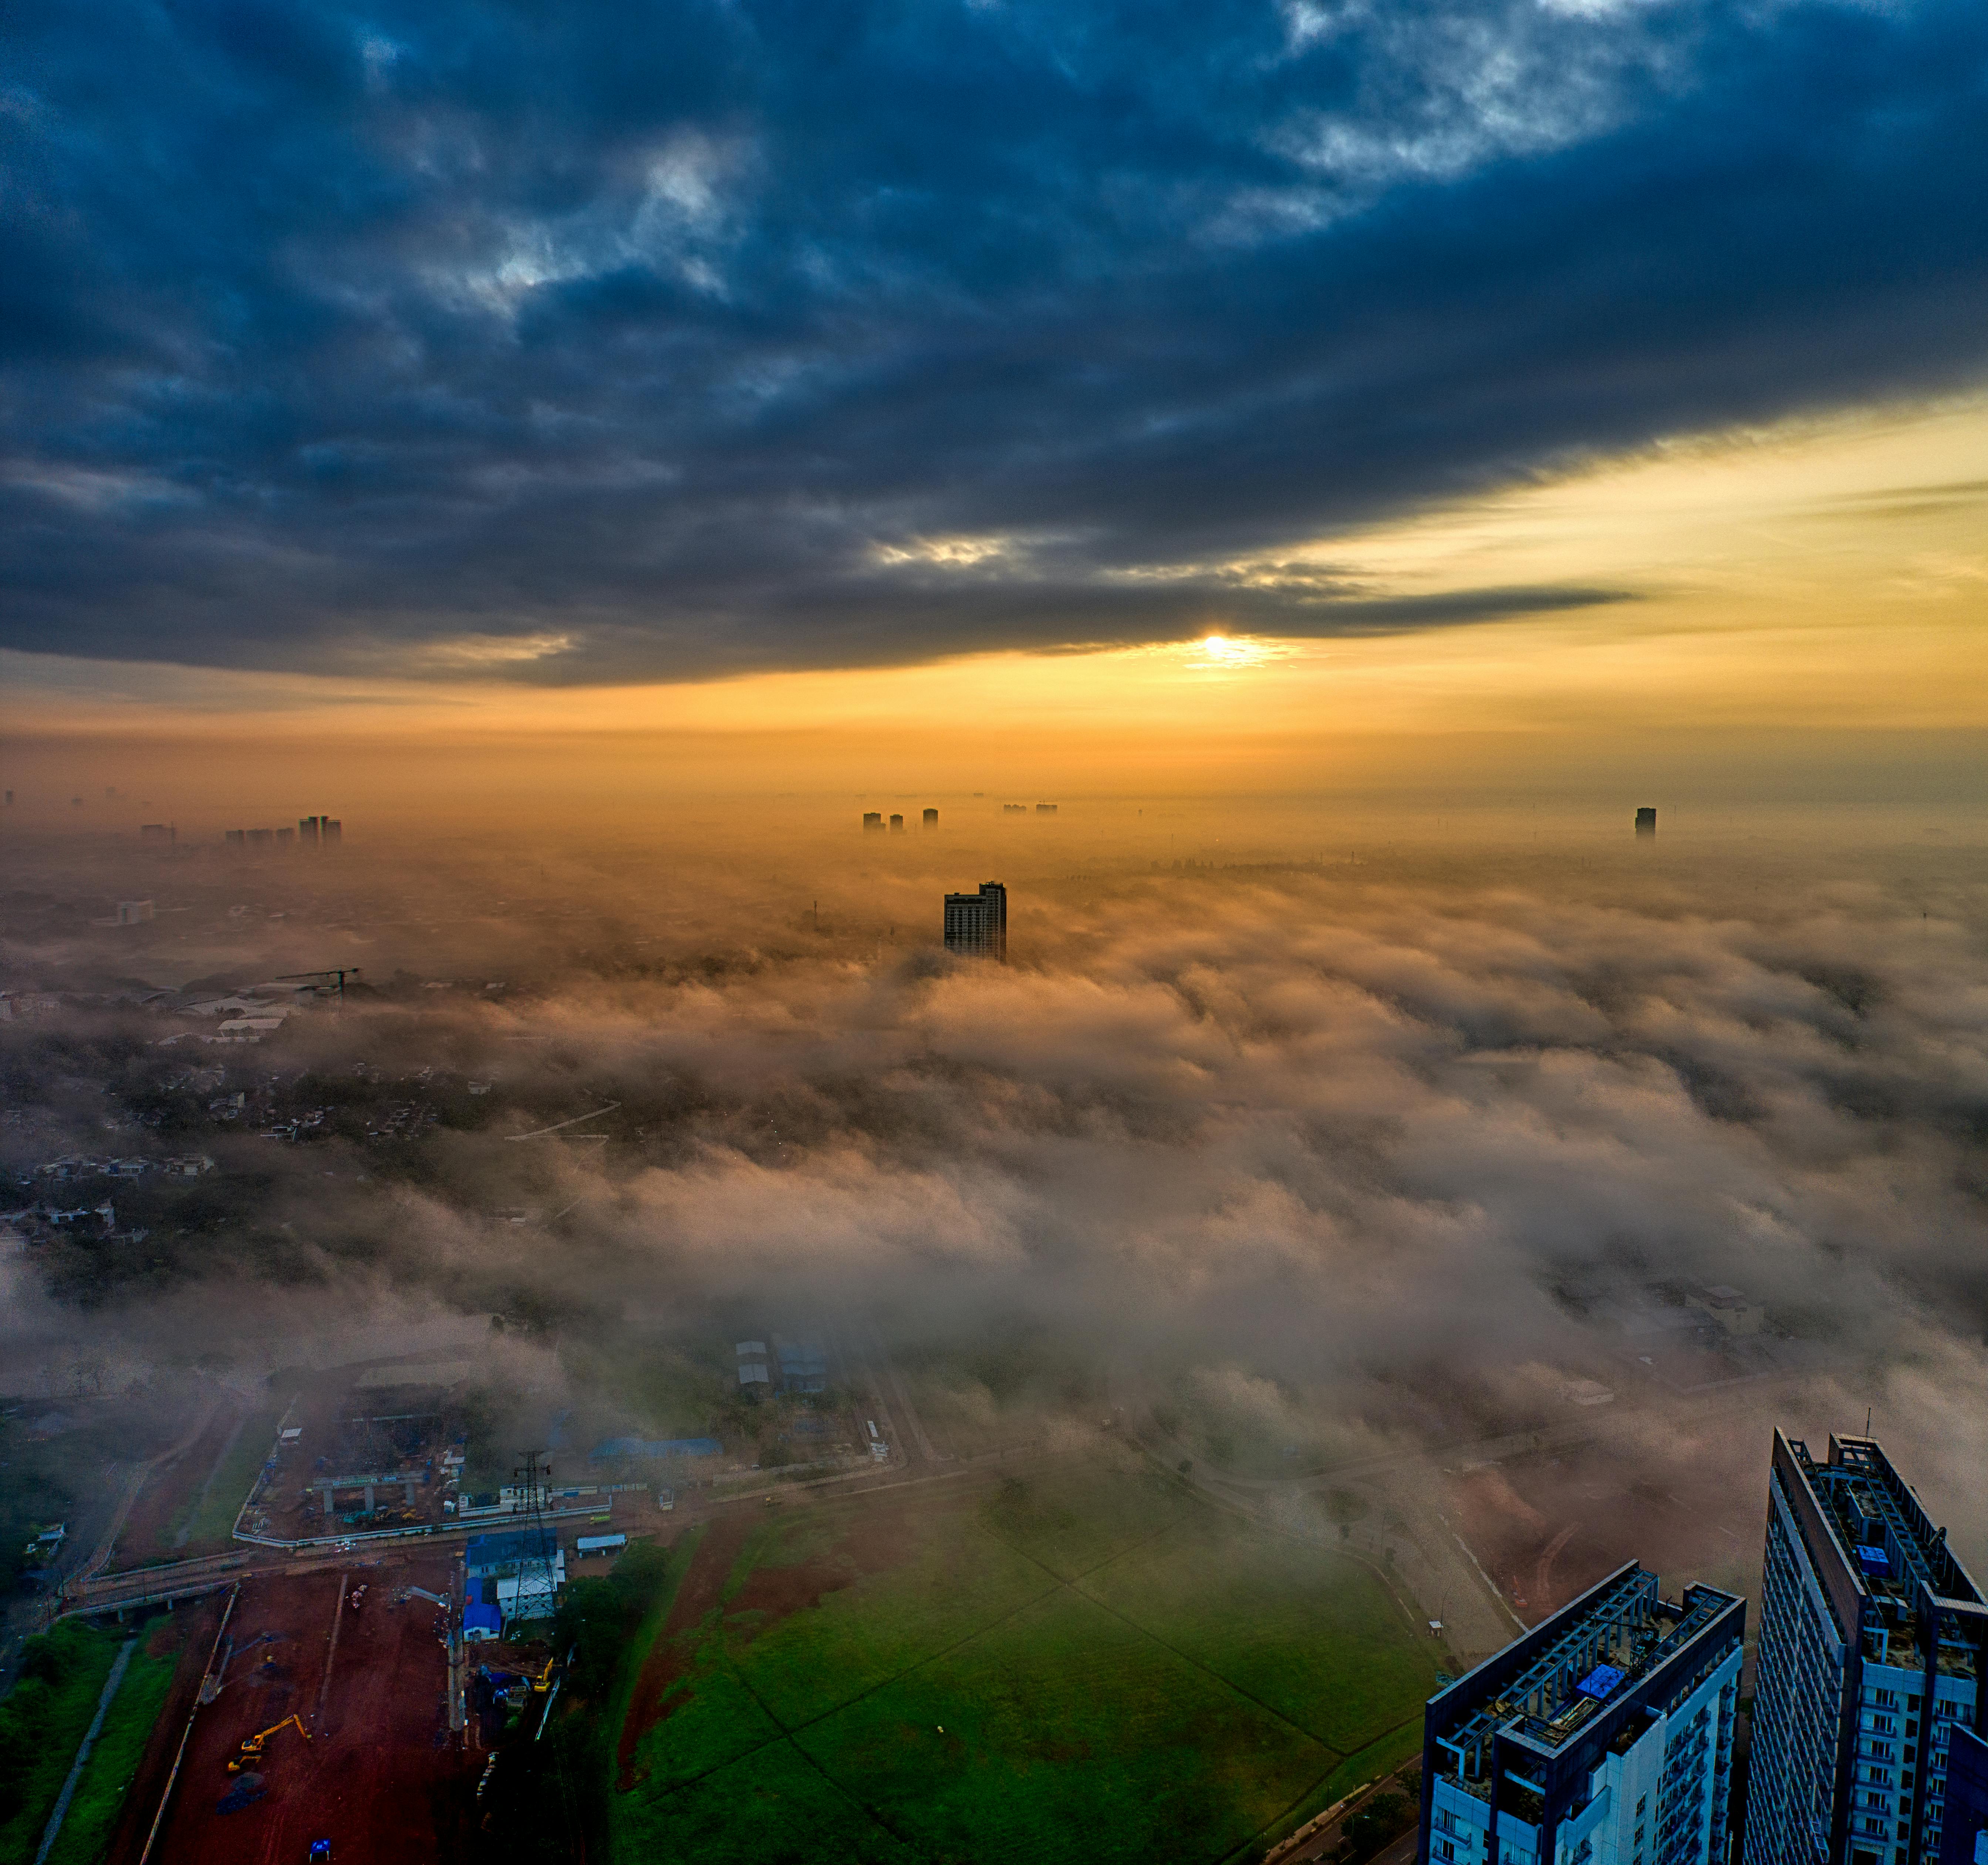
[33,1153,213,1182]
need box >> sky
[3,0,1986,776]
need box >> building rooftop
[1781,1433,1985,1676]
[1430,1564,1743,1802]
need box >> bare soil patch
[614,1496,928,1790]
[616,1513,750,1789]
[143,1552,475,1864]
[722,1495,918,1635]
[108,1406,240,1567]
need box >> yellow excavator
[227,1714,312,1771]
[527,1655,558,1694]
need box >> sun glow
[1194,633,1266,666]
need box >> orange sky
[4,393,1983,821]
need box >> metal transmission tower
[508,1451,560,1631]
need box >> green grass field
[608,1456,1438,1865]
[0,1622,126,1865]
[177,1399,287,1548]
[40,1621,185,1865]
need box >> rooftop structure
[944,881,1007,961]
[1422,1561,1744,1865]
[1744,1433,1987,1865]
[587,1436,722,1461]
[773,1332,828,1394]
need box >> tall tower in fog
[1742,1432,1986,1865]
[943,882,1006,961]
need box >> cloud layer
[4,0,1987,678]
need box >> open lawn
[179,1398,286,1548]
[41,1618,186,1865]
[0,1622,124,1865]
[608,1454,1439,1865]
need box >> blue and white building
[464,1529,566,1621]
[1420,1562,1744,1865]
[1744,1433,1987,1865]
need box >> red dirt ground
[142,1551,478,1865]
[614,1495,922,1790]
[111,1406,243,1565]
[1446,1429,1766,1625]
[616,1513,750,1789]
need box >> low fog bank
[3,813,1985,1571]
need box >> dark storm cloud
[3,0,1985,679]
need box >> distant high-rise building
[1743,1432,1987,1865]
[247,827,273,847]
[1421,1562,1743,1865]
[321,818,341,846]
[923,808,938,828]
[1003,803,1027,815]
[1636,807,1657,836]
[140,823,175,846]
[943,882,1007,961]
[225,829,245,846]
[863,812,885,833]
[1939,1726,1988,1864]
[276,826,294,847]
[1035,802,1058,814]
[299,816,320,845]
[890,814,905,834]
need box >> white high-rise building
[1744,1433,1987,1865]
[1421,1562,1743,1865]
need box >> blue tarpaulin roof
[465,1531,556,1574]
[463,1603,502,1635]
[1575,1663,1627,1700]
[589,1436,722,1460]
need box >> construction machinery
[527,1655,558,1693]
[228,1714,311,1771]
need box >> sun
[1194,632,1262,665]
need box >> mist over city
[4,0,1987,1856]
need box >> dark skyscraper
[863,811,884,832]
[923,808,938,828]
[1636,806,1657,835]
[1743,1432,1985,1865]
[1937,1725,1988,1863]
[944,882,1007,961]
[890,813,905,833]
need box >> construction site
[131,1551,480,1863]
[74,1521,594,1865]
[235,1381,466,1545]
